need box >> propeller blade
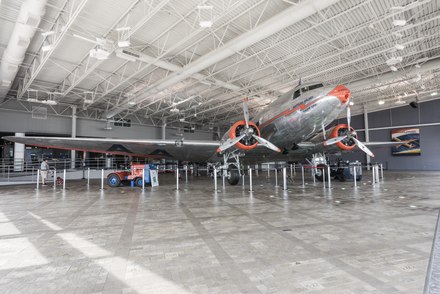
[252,135,281,152]
[321,122,326,139]
[243,98,250,128]
[347,105,351,130]
[324,136,346,146]
[217,134,246,152]
[352,137,375,158]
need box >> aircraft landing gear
[227,168,240,185]
[209,151,243,186]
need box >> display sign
[150,170,159,187]
[391,128,421,155]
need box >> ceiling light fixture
[390,66,398,71]
[349,101,354,106]
[431,92,438,96]
[128,101,136,105]
[386,56,403,65]
[197,5,213,28]
[378,100,385,105]
[393,19,407,27]
[394,44,405,51]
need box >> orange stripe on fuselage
[259,97,321,129]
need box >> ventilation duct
[0,0,48,102]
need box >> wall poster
[391,128,421,155]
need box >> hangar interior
[0,0,440,293]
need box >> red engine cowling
[329,124,357,151]
[229,120,261,151]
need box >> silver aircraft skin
[4,82,390,169]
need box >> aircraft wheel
[135,177,144,187]
[314,164,326,182]
[107,173,121,187]
[228,169,240,185]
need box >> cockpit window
[292,83,323,100]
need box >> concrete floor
[0,170,439,293]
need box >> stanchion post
[274,168,278,187]
[185,166,188,183]
[214,167,218,191]
[267,164,270,178]
[242,174,245,189]
[63,169,66,190]
[87,168,90,186]
[372,164,376,185]
[290,164,293,179]
[312,166,316,185]
[322,167,326,188]
[53,169,57,188]
[376,165,380,183]
[283,167,287,190]
[293,163,296,176]
[327,165,331,188]
[176,168,179,190]
[249,167,253,192]
[301,165,305,188]
[142,168,145,191]
[353,165,357,188]
[222,169,226,190]
[256,165,259,177]
[380,163,384,180]
[100,169,104,190]
[36,169,40,189]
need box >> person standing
[40,159,49,185]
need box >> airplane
[3,81,396,185]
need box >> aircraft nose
[328,85,350,104]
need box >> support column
[363,106,371,170]
[13,132,25,172]
[71,106,77,169]
[162,117,166,140]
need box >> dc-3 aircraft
[4,82,396,185]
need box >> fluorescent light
[390,66,398,71]
[42,100,57,105]
[41,31,54,37]
[199,20,212,28]
[170,108,179,113]
[115,27,131,32]
[89,48,110,60]
[128,101,136,105]
[118,40,130,48]
[378,100,385,105]
[386,56,403,65]
[393,19,407,26]
[431,92,438,96]
[394,44,405,50]
[349,101,354,106]
[27,98,38,103]
[395,100,406,105]
[42,44,53,52]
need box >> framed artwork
[391,128,421,155]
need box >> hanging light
[197,5,213,28]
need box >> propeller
[217,98,281,153]
[324,102,375,157]
[217,134,246,152]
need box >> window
[114,119,131,127]
[292,89,301,99]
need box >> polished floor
[0,170,439,293]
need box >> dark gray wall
[340,99,440,171]
[0,108,214,141]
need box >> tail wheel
[107,173,121,187]
[135,177,144,187]
[227,169,240,185]
[314,164,326,182]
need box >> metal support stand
[274,168,279,187]
[53,170,57,189]
[87,168,90,186]
[380,163,384,180]
[327,165,331,188]
[242,174,245,189]
[267,164,270,178]
[301,166,305,188]
[63,169,66,190]
[282,167,287,191]
[100,169,104,190]
[142,168,145,191]
[372,165,376,185]
[322,167,326,188]
[290,164,293,179]
[353,166,357,188]
[176,168,179,190]
[214,168,218,191]
[185,166,188,183]
[36,169,40,189]
[249,168,253,192]
[293,163,296,176]
[222,170,226,190]
[256,165,259,177]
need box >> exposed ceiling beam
[104,0,342,119]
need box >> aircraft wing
[3,136,220,162]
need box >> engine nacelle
[329,124,357,151]
[229,120,261,151]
